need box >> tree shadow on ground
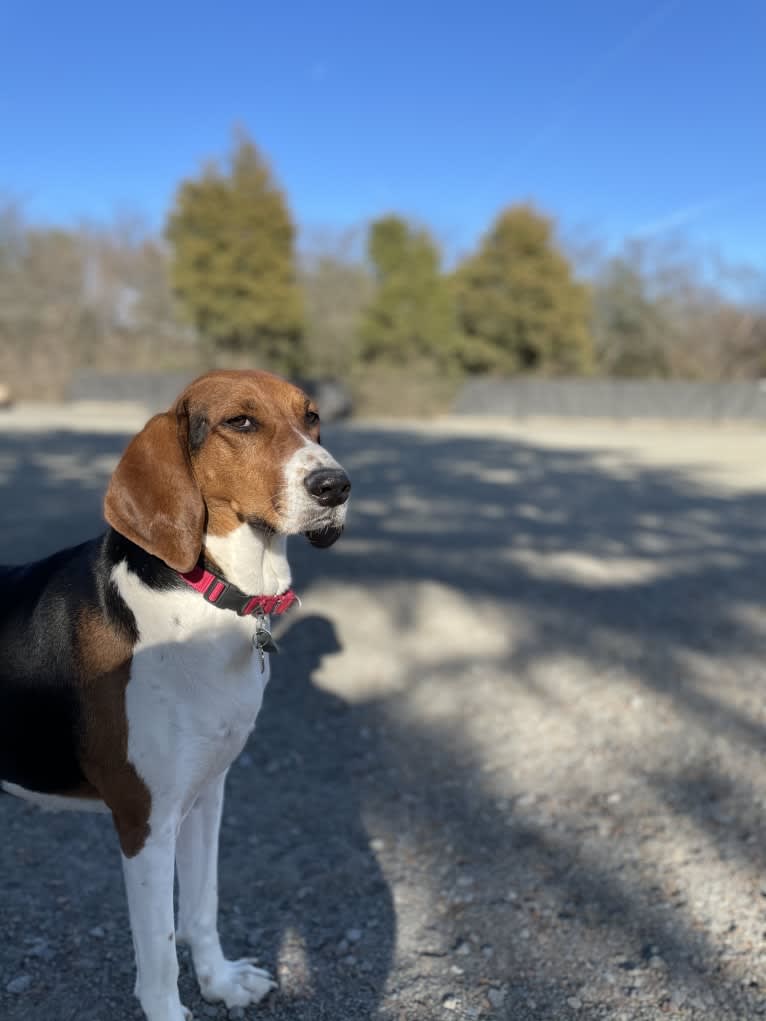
[1,422,766,1019]
[0,430,132,561]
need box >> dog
[0,370,350,1021]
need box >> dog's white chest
[115,567,271,817]
[128,636,267,788]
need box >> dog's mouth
[305,524,344,548]
[302,501,347,548]
[243,514,278,538]
[245,507,346,549]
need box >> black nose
[304,468,351,507]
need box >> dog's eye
[225,415,257,431]
[305,410,320,427]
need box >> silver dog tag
[253,619,279,669]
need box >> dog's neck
[203,522,291,597]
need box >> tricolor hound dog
[0,370,350,1021]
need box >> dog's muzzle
[301,468,349,548]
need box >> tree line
[1,131,764,400]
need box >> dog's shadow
[194,613,396,1018]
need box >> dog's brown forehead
[177,370,311,420]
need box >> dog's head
[104,370,350,571]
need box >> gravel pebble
[25,939,54,961]
[5,976,31,995]
[487,987,506,1008]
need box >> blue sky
[1,1,764,268]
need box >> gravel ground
[2,410,766,1021]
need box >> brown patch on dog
[77,611,152,858]
[179,370,320,538]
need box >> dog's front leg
[122,820,191,1021]
[176,770,276,1009]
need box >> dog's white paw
[137,996,193,1021]
[198,959,276,1008]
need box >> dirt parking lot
[2,409,766,1021]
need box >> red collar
[179,565,298,617]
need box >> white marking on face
[281,433,349,535]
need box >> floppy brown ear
[104,410,205,572]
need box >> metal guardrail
[454,379,766,420]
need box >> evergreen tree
[166,132,304,374]
[359,216,459,368]
[454,205,593,374]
